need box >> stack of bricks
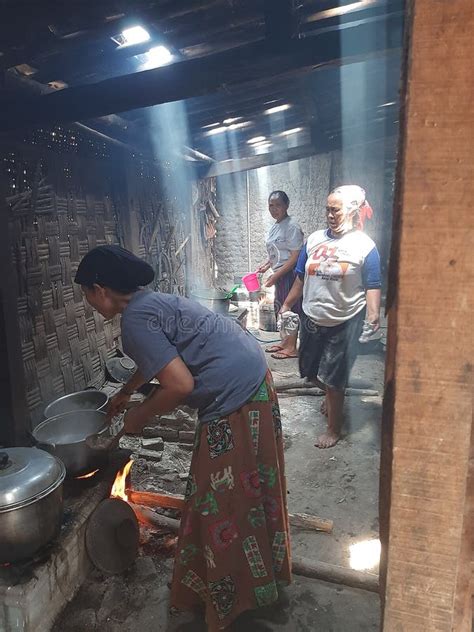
[142,410,197,455]
[137,436,165,462]
[100,381,197,461]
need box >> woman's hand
[279,303,291,315]
[367,316,380,332]
[265,273,278,288]
[123,407,146,435]
[365,289,381,332]
[107,390,131,421]
[120,358,194,435]
[256,262,270,274]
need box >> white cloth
[266,216,304,270]
[330,185,371,234]
[302,229,377,326]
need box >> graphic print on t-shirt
[307,244,349,281]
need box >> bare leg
[320,396,328,417]
[284,332,298,356]
[315,387,343,448]
[271,333,298,359]
[307,378,328,414]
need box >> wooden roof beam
[0,15,402,132]
[202,144,320,177]
[264,0,296,43]
[183,146,215,163]
[201,126,399,177]
[302,0,385,24]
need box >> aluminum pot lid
[0,448,65,512]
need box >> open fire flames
[108,459,182,536]
[75,469,100,480]
[110,460,133,502]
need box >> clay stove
[0,452,130,632]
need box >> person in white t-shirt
[281,185,381,448]
[257,190,304,359]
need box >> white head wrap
[329,185,373,234]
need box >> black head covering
[74,245,155,292]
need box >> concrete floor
[275,356,383,569]
[53,347,384,632]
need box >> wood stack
[126,488,379,594]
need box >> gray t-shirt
[266,216,304,270]
[121,290,268,422]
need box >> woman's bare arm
[123,357,194,434]
[265,250,300,287]
[279,276,304,313]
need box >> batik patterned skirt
[170,371,291,630]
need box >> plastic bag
[277,311,300,341]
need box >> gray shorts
[298,310,365,390]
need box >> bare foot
[315,432,340,448]
[320,399,328,416]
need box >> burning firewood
[112,464,333,537]
[126,489,185,510]
[128,503,180,532]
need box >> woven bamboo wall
[1,140,123,428]
[0,128,212,433]
[126,158,190,297]
[190,177,218,290]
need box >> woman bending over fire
[75,245,290,630]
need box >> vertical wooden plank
[381,0,473,630]
[452,426,473,630]
[119,156,141,254]
[0,173,30,445]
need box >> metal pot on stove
[190,288,231,315]
[43,389,108,419]
[32,410,112,477]
[0,448,66,563]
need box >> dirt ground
[53,341,385,632]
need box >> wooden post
[380,0,473,630]
[120,157,141,254]
[0,171,30,445]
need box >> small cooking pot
[32,410,111,477]
[190,288,230,315]
[44,390,108,420]
[0,448,65,563]
[106,356,137,384]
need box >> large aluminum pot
[32,410,110,477]
[0,448,65,563]
[190,288,230,315]
[44,389,108,419]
